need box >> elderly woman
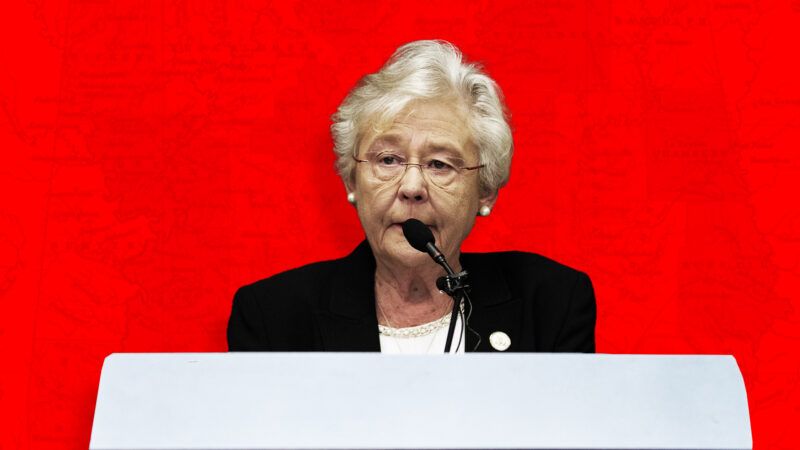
[228,40,595,353]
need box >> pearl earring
[347,192,356,204]
[479,205,491,217]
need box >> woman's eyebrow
[427,142,466,159]
[366,134,403,152]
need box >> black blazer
[227,240,596,352]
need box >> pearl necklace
[377,301,464,338]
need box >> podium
[90,353,751,449]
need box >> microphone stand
[427,250,471,353]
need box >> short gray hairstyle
[331,40,513,195]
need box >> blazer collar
[319,241,518,352]
[316,240,380,351]
[459,252,512,307]
[330,240,377,319]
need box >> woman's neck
[374,258,460,328]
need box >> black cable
[453,304,464,352]
[443,295,461,353]
[463,290,482,351]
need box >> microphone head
[402,219,435,253]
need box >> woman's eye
[429,159,453,171]
[378,155,399,165]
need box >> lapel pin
[489,331,511,351]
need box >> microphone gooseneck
[401,218,474,353]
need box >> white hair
[331,40,513,195]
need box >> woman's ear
[479,190,498,209]
[344,179,356,205]
[478,190,498,216]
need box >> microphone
[401,218,434,252]
[401,219,451,273]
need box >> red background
[2,1,799,448]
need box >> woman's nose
[397,164,429,202]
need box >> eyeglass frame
[351,153,485,187]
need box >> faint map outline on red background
[1,1,799,449]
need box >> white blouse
[378,311,465,354]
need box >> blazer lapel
[315,240,381,352]
[462,253,528,352]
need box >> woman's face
[348,100,496,269]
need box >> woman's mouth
[391,221,435,230]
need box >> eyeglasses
[353,152,484,189]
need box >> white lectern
[90,353,751,449]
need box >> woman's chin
[383,242,434,268]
